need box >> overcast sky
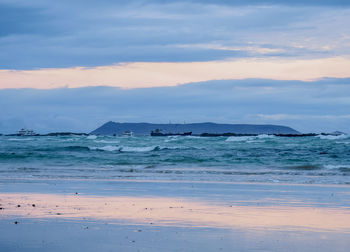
[1,78,349,134]
[0,0,349,133]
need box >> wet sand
[1,179,350,251]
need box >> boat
[122,130,134,137]
[17,128,37,136]
[151,129,192,136]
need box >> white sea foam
[89,145,119,152]
[337,141,350,145]
[164,136,179,142]
[318,134,348,140]
[225,136,254,142]
[119,146,156,152]
[160,146,204,151]
[94,140,120,144]
[87,135,97,140]
[246,140,264,143]
[257,134,275,139]
[324,164,350,170]
[8,138,34,141]
[62,138,75,142]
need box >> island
[90,121,300,136]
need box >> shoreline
[1,176,350,251]
[1,176,350,188]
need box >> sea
[0,134,349,185]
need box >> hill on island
[90,121,300,136]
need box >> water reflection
[1,193,350,232]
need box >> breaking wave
[225,134,275,142]
[256,134,275,139]
[62,146,90,151]
[8,138,34,141]
[119,146,158,152]
[88,145,160,152]
[94,140,120,144]
[225,136,254,142]
[164,136,180,142]
[324,164,350,172]
[87,145,203,152]
[318,134,348,140]
[89,146,120,152]
[2,134,350,184]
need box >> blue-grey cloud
[1,0,349,69]
[185,0,350,6]
[1,78,349,134]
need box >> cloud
[1,57,350,89]
[184,0,350,6]
[0,1,350,69]
[1,78,349,134]
[258,114,350,120]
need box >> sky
[0,0,350,133]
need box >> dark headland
[90,121,300,136]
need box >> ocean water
[0,134,349,185]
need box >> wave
[160,146,206,151]
[119,146,158,152]
[0,153,28,160]
[33,146,90,152]
[336,141,350,145]
[63,146,90,151]
[256,134,275,139]
[164,136,179,142]
[287,164,350,172]
[225,134,275,142]
[94,140,120,144]
[8,138,34,141]
[118,145,200,152]
[324,164,350,172]
[66,145,198,153]
[61,138,75,142]
[339,167,350,172]
[89,145,120,152]
[225,136,254,142]
[86,135,97,140]
[89,145,159,152]
[286,164,321,170]
[163,136,201,142]
[318,134,348,140]
[184,136,201,139]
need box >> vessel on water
[17,128,37,136]
[151,129,192,136]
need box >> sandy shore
[1,178,350,251]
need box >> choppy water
[0,134,350,184]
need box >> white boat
[17,128,36,136]
[122,130,134,137]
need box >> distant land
[90,121,300,136]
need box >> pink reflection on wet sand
[1,193,349,232]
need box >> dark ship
[151,129,192,136]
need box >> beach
[1,178,350,251]
[2,0,350,250]
[1,134,350,251]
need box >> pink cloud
[1,57,350,89]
